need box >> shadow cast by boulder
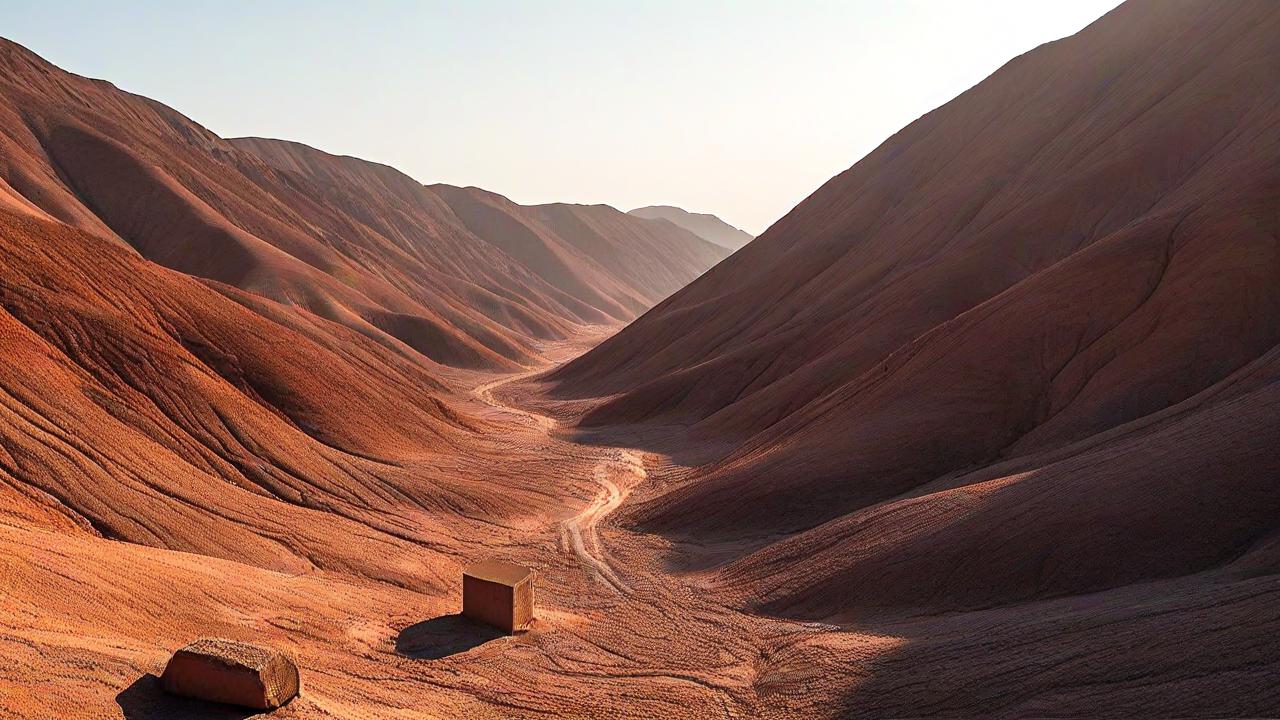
[395,613,505,659]
[115,674,258,720]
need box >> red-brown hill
[0,32,732,606]
[546,0,1280,617]
[0,40,726,372]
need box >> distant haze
[3,0,1121,234]
[629,206,754,252]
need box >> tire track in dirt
[472,369,557,431]
[471,369,645,595]
[560,448,647,595]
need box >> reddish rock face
[161,638,300,710]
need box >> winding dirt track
[561,449,647,595]
[473,370,558,432]
[473,366,646,596]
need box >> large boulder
[160,638,300,709]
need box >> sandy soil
[3,325,1279,718]
[0,330,881,719]
[472,353,644,594]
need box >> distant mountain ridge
[628,204,754,251]
[0,36,727,374]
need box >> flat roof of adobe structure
[463,560,533,587]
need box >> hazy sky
[5,1,1122,234]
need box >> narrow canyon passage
[439,328,1280,719]
[410,330,883,718]
[0,325,870,720]
[474,358,647,596]
[8,306,1277,720]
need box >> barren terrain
[8,335,1274,719]
[0,332,872,719]
[3,0,1280,717]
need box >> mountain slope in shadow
[548,0,1280,620]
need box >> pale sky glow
[4,1,1122,234]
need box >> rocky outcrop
[161,638,300,710]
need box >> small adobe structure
[462,560,535,633]
[161,637,300,709]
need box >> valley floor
[3,327,1278,719]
